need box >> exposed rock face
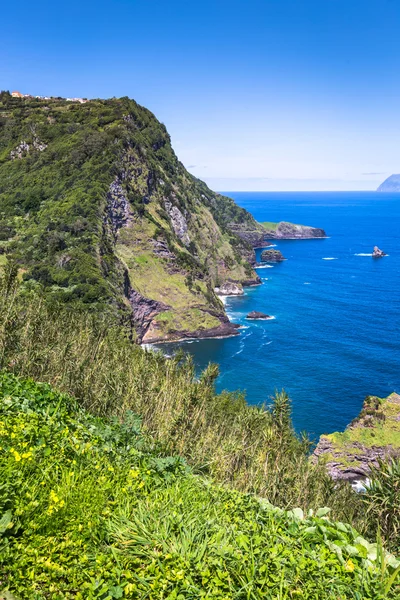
[263,222,326,239]
[261,249,285,262]
[313,393,400,482]
[106,178,133,234]
[127,287,171,342]
[372,246,387,258]
[215,281,244,296]
[241,276,262,287]
[164,199,190,246]
[143,316,240,344]
[228,224,269,248]
[246,311,271,320]
[377,174,400,192]
[10,136,47,160]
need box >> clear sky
[2,0,400,191]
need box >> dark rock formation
[128,288,171,342]
[215,281,244,296]
[144,317,240,344]
[377,174,400,192]
[228,224,269,248]
[372,246,387,258]
[260,249,285,262]
[241,276,262,287]
[263,222,326,239]
[313,393,400,482]
[106,178,133,235]
[246,311,271,320]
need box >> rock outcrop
[372,246,387,258]
[261,249,285,262]
[262,222,326,239]
[246,311,272,320]
[377,174,400,192]
[215,282,244,296]
[228,223,269,248]
[142,315,240,344]
[313,393,400,482]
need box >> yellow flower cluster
[47,490,65,515]
[9,447,33,462]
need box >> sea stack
[372,246,387,258]
[246,311,272,320]
[261,249,285,262]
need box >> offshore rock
[372,246,387,258]
[246,311,271,320]
[260,249,285,262]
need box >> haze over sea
[154,192,400,439]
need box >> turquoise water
[155,192,400,439]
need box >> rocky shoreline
[313,393,400,482]
[139,217,326,343]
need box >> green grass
[1,372,399,599]
[326,394,400,450]
[260,221,279,230]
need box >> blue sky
[2,0,400,190]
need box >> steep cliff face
[0,92,262,342]
[313,393,400,482]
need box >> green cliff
[314,393,400,481]
[0,92,263,342]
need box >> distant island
[377,174,400,192]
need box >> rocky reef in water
[246,311,272,320]
[313,393,400,482]
[372,246,387,258]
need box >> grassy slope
[0,92,259,338]
[320,394,400,469]
[1,372,399,599]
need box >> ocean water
[154,192,400,439]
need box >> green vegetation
[260,222,279,230]
[328,394,400,449]
[0,267,337,511]
[1,372,399,599]
[1,93,399,595]
[363,459,400,553]
[0,91,260,340]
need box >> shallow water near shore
[154,191,400,440]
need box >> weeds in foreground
[0,265,347,514]
[0,373,398,598]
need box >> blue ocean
[155,192,400,440]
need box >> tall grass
[0,264,358,515]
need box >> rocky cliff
[261,222,327,239]
[0,92,262,343]
[377,174,400,192]
[313,393,400,482]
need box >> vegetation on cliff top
[1,372,399,599]
[0,91,260,341]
